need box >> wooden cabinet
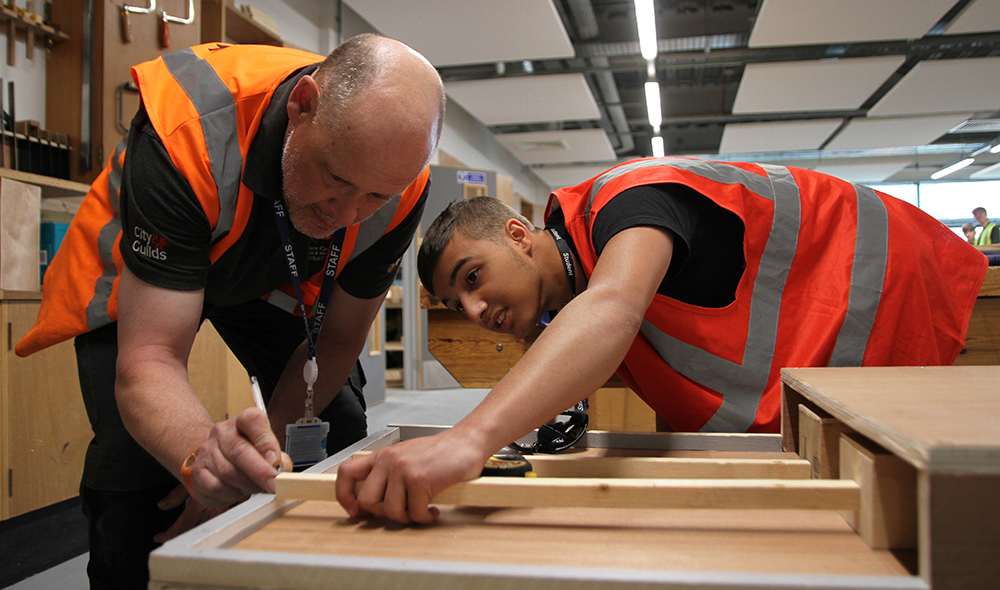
[0,292,89,520]
[0,292,250,521]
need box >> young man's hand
[336,431,488,524]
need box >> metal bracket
[122,0,155,14]
[162,0,194,25]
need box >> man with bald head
[16,34,444,589]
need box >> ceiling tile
[531,164,615,190]
[825,113,973,150]
[812,161,913,184]
[495,129,617,165]
[868,57,1000,117]
[718,119,843,154]
[971,162,1000,179]
[748,0,955,47]
[445,74,601,126]
[945,0,1000,35]
[732,56,905,114]
[343,0,573,67]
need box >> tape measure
[481,454,535,477]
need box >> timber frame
[149,366,1000,590]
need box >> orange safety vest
[548,158,987,433]
[18,43,428,357]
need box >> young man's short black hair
[417,197,532,297]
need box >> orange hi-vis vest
[548,158,987,433]
[17,43,428,357]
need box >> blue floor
[2,386,488,590]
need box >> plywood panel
[233,500,909,578]
[0,178,40,291]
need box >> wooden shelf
[0,168,88,199]
[201,1,283,47]
[1,6,69,66]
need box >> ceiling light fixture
[635,0,658,61]
[651,135,665,158]
[645,81,662,129]
[930,157,975,180]
[991,143,1000,154]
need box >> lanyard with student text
[539,228,577,328]
[548,227,576,297]
[273,199,345,418]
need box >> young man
[17,35,444,589]
[973,206,1000,245]
[336,157,987,525]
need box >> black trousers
[74,298,367,590]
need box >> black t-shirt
[547,183,745,308]
[119,65,426,307]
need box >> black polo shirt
[547,183,745,308]
[119,64,426,308]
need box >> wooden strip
[839,433,917,550]
[276,473,860,511]
[798,403,850,479]
[350,452,810,480]
[523,455,811,479]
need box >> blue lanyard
[272,199,345,362]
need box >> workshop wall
[0,22,45,129]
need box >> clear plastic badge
[285,418,329,469]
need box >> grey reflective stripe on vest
[593,159,888,432]
[85,138,127,330]
[586,157,775,229]
[268,289,300,315]
[162,48,241,244]
[827,183,888,367]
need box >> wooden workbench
[148,364,1000,590]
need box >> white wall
[0,11,47,128]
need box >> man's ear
[286,75,321,127]
[505,218,533,253]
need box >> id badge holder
[285,358,330,470]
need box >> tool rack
[148,366,999,590]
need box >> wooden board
[839,433,917,550]
[233,501,911,578]
[781,366,1000,473]
[493,455,812,479]
[781,366,1000,590]
[276,472,861,511]
[799,403,850,479]
[0,178,40,291]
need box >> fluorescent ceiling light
[930,157,974,180]
[651,136,665,158]
[645,81,662,129]
[991,143,1000,154]
[635,0,657,61]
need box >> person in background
[973,207,1000,245]
[336,157,987,525]
[963,222,977,244]
[16,35,445,589]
